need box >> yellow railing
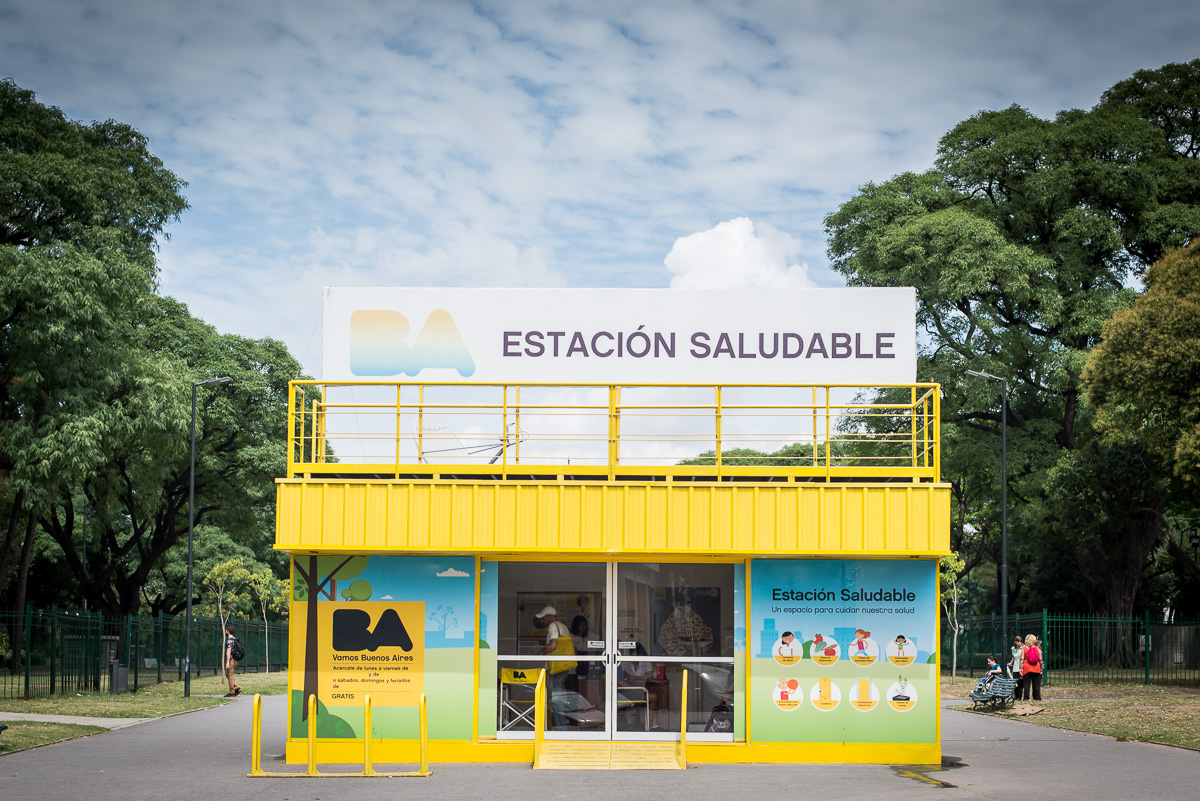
[249,693,430,778]
[286,381,940,482]
[677,668,688,769]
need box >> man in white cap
[536,606,576,727]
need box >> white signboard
[322,287,916,384]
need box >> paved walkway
[2,696,1197,800]
[0,711,152,729]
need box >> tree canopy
[0,79,299,619]
[824,59,1200,620]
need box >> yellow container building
[276,379,949,767]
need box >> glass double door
[495,561,735,741]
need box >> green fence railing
[941,609,1200,686]
[0,605,288,699]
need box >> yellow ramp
[535,742,682,770]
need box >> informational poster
[319,601,425,706]
[749,559,937,744]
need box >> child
[973,656,1003,693]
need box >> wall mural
[289,555,476,739]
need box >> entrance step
[535,741,682,770]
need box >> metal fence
[941,609,1200,686]
[0,605,288,699]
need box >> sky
[2,0,1197,375]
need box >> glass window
[616,563,735,658]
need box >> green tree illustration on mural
[340,578,373,601]
[292,555,369,721]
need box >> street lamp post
[185,376,233,697]
[966,370,1008,644]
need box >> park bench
[968,676,1017,709]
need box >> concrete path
[2,696,1197,800]
[0,711,152,729]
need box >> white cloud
[2,0,1195,358]
[436,567,471,578]
[380,594,394,600]
[664,217,814,289]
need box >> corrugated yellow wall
[276,480,950,556]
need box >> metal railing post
[419,692,430,775]
[363,694,376,775]
[24,603,32,699]
[249,694,265,776]
[715,386,723,478]
[50,604,58,695]
[306,693,320,775]
[1144,608,1150,686]
[286,382,297,478]
[533,669,546,765]
[678,668,688,768]
[1042,608,1050,687]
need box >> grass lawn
[0,721,107,754]
[0,670,289,718]
[942,679,1200,750]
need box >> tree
[1084,240,1200,490]
[824,60,1200,621]
[939,552,967,683]
[1084,240,1200,606]
[31,297,302,613]
[248,568,288,672]
[0,79,186,606]
[202,558,253,671]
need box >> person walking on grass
[224,625,243,697]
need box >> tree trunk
[0,488,24,596]
[303,555,320,720]
[13,510,38,689]
[1073,513,1162,667]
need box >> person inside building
[618,642,670,730]
[536,606,576,726]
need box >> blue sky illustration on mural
[346,557,475,646]
[2,0,1196,375]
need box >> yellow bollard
[305,694,320,776]
[533,669,546,766]
[681,671,691,767]
[248,690,430,778]
[419,693,430,775]
[363,694,376,776]
[248,694,265,776]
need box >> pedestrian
[224,625,242,697]
[1020,633,1042,701]
[1009,634,1025,693]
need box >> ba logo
[331,608,414,652]
[350,309,475,377]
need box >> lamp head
[196,376,234,387]
[965,370,1000,382]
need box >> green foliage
[202,557,254,626]
[824,60,1200,618]
[1084,240,1200,489]
[0,80,305,615]
[248,568,290,620]
[1,78,187,505]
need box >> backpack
[229,638,246,661]
[1026,646,1038,666]
[704,701,734,733]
